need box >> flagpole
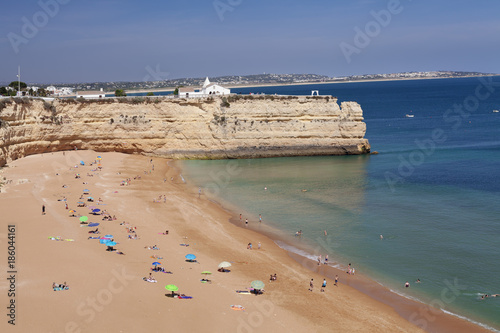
[17,66,21,96]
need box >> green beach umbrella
[201,271,212,275]
[165,284,179,296]
[251,280,265,290]
[79,216,88,222]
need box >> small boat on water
[493,110,499,113]
[405,114,414,118]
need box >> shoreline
[0,151,495,332]
[116,74,500,95]
[176,161,499,333]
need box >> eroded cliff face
[0,95,370,166]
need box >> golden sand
[0,151,490,332]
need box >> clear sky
[1,0,499,83]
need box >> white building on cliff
[178,77,230,98]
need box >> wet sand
[0,151,491,332]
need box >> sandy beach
[0,151,492,332]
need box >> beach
[0,151,492,332]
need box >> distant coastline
[117,74,500,95]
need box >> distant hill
[7,71,498,92]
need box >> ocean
[179,77,500,331]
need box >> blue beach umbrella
[185,254,196,260]
[92,208,101,213]
[80,161,85,165]
[87,196,94,200]
[106,241,117,247]
[88,223,100,227]
[99,239,110,244]
[104,234,113,238]
[83,189,89,192]
[152,262,162,266]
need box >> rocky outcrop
[0,95,370,166]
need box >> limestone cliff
[0,95,370,166]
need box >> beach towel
[177,295,192,299]
[180,244,190,246]
[231,305,245,311]
[53,287,69,291]
[235,290,251,294]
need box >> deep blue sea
[180,77,500,331]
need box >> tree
[173,87,179,95]
[0,87,8,96]
[146,92,154,96]
[37,88,47,97]
[115,89,126,97]
[9,81,27,91]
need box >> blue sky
[1,0,499,83]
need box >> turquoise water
[180,77,500,331]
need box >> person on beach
[309,279,314,292]
[334,275,339,286]
[321,279,327,292]
[405,281,410,288]
[347,263,351,274]
[198,187,201,198]
[240,214,242,221]
[258,242,261,249]
[324,255,328,265]
[318,255,321,265]
[259,214,262,223]
[42,205,46,215]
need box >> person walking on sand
[309,279,314,292]
[321,279,327,292]
[198,187,201,198]
[334,275,339,286]
[258,242,261,249]
[42,205,46,215]
[259,214,262,223]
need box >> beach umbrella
[165,284,179,296]
[152,262,162,266]
[88,222,100,227]
[105,234,113,238]
[201,271,212,275]
[83,189,89,193]
[100,239,110,244]
[218,261,231,269]
[79,216,88,222]
[88,196,94,200]
[185,254,196,260]
[92,208,101,213]
[251,280,265,290]
[77,201,84,204]
[106,241,117,247]
[69,210,76,214]
[97,156,102,159]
